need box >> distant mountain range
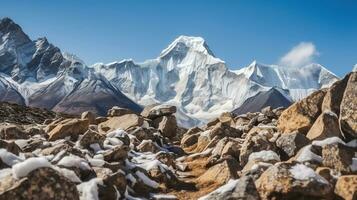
[0,17,340,127]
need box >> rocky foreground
[0,72,356,200]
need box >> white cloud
[279,42,319,67]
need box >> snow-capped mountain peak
[0,18,340,128]
[159,35,214,57]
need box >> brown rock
[98,114,143,134]
[154,115,177,138]
[221,140,241,159]
[78,129,106,149]
[127,126,155,141]
[197,157,239,187]
[306,111,342,140]
[322,143,354,174]
[24,125,45,136]
[256,163,332,200]
[334,175,357,200]
[211,137,229,157]
[41,143,73,156]
[241,161,273,181]
[95,116,108,124]
[107,106,134,117]
[239,129,276,166]
[340,72,357,138]
[0,167,79,200]
[44,118,69,133]
[81,111,96,124]
[199,175,260,200]
[261,106,276,118]
[48,119,89,141]
[141,104,176,119]
[315,167,334,184]
[181,133,200,148]
[206,118,220,128]
[0,140,21,155]
[195,133,211,152]
[137,140,160,153]
[102,171,127,194]
[184,127,202,136]
[218,112,235,127]
[277,89,326,134]
[0,123,28,140]
[103,145,129,162]
[234,116,250,127]
[322,73,350,115]
[276,131,310,159]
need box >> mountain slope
[53,73,142,115]
[93,36,338,126]
[0,18,142,115]
[233,61,339,100]
[0,18,339,127]
[232,87,293,115]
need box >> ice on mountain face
[92,36,338,127]
[353,64,357,72]
[0,19,339,128]
[234,61,339,101]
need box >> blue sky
[1,0,356,76]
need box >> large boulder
[276,131,310,159]
[107,106,134,117]
[78,129,106,149]
[0,167,79,199]
[334,175,357,200]
[198,176,260,200]
[239,129,276,166]
[339,72,357,138]
[322,73,350,115]
[256,163,332,200]
[277,90,326,134]
[141,104,176,119]
[48,119,89,141]
[181,133,200,148]
[0,123,28,140]
[322,143,355,174]
[197,157,239,187]
[0,140,21,155]
[81,111,96,124]
[98,114,144,134]
[103,145,129,162]
[154,115,177,138]
[306,111,342,140]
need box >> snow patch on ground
[58,154,91,170]
[295,145,322,163]
[289,164,329,184]
[0,148,24,166]
[12,157,51,179]
[248,150,280,162]
[312,137,345,147]
[77,178,103,200]
[198,179,238,200]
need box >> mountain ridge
[0,18,339,127]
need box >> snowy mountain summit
[0,18,339,127]
[93,36,338,126]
